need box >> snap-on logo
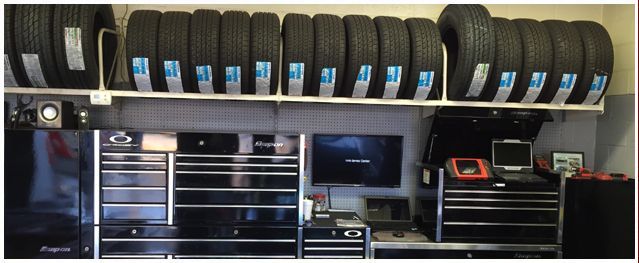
[109,135,133,144]
[40,246,71,253]
[254,141,284,148]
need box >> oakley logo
[109,135,133,144]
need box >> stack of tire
[126,9,280,94]
[438,4,613,105]
[4,4,118,89]
[281,13,443,99]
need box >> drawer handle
[344,230,362,238]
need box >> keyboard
[497,172,547,183]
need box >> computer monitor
[492,139,533,171]
[312,134,403,187]
[365,197,412,222]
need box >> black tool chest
[302,211,370,259]
[435,179,562,244]
[95,131,303,259]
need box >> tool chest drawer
[302,227,368,259]
[99,226,298,258]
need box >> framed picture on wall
[551,151,585,172]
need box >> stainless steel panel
[370,242,561,252]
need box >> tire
[509,19,553,103]
[539,20,584,104]
[311,14,346,97]
[53,4,117,89]
[189,9,221,93]
[158,11,192,93]
[372,16,410,99]
[4,4,29,87]
[126,10,162,91]
[220,10,250,94]
[481,17,522,102]
[250,12,280,95]
[437,4,495,101]
[404,18,443,100]
[15,5,64,88]
[281,13,314,96]
[341,15,378,98]
[567,21,614,105]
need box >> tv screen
[312,134,403,187]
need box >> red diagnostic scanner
[445,158,493,180]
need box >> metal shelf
[3,28,604,112]
[3,87,604,111]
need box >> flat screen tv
[312,134,403,187]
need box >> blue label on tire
[196,65,214,93]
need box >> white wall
[594,4,635,177]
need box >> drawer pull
[445,190,557,195]
[445,198,557,203]
[175,204,296,209]
[102,161,166,165]
[174,255,296,259]
[176,171,297,176]
[444,206,558,211]
[102,170,166,174]
[304,247,363,251]
[101,255,166,259]
[344,230,362,238]
[102,203,166,207]
[102,187,166,191]
[176,162,297,168]
[304,239,363,243]
[444,222,556,227]
[304,255,363,259]
[176,154,298,160]
[101,238,295,242]
[175,187,296,192]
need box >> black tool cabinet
[437,181,562,244]
[95,130,304,259]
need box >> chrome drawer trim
[304,239,363,243]
[102,203,166,207]
[445,198,557,203]
[176,162,297,168]
[167,153,175,225]
[174,255,296,259]
[102,170,166,174]
[175,187,296,192]
[445,190,557,195]
[102,153,166,157]
[102,161,166,165]
[174,204,296,209]
[93,131,100,225]
[101,255,166,258]
[176,171,297,176]
[304,255,363,259]
[176,154,298,159]
[304,247,363,251]
[444,206,558,211]
[101,238,295,242]
[444,222,557,227]
[102,187,166,191]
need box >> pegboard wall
[3,95,596,216]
